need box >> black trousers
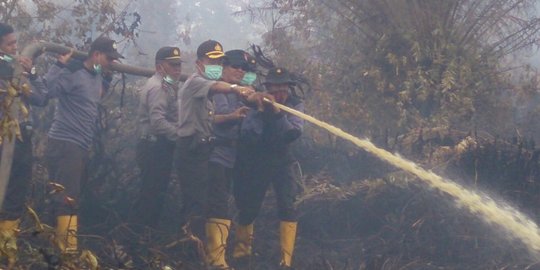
[175,135,213,226]
[45,138,89,216]
[0,126,33,220]
[234,149,298,225]
[132,135,175,228]
[206,161,233,220]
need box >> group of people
[0,21,304,270]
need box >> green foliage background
[247,0,540,143]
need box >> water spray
[264,98,540,259]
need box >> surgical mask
[163,75,177,85]
[93,64,102,74]
[0,54,14,63]
[241,72,257,86]
[204,65,222,80]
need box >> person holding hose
[205,49,261,269]
[43,36,123,254]
[233,67,304,269]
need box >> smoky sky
[124,0,264,67]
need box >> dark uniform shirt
[44,61,104,150]
[209,92,243,168]
[240,96,304,151]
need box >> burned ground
[8,121,540,269]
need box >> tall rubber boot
[205,218,231,269]
[279,221,297,268]
[0,219,20,267]
[56,215,77,254]
[232,223,253,259]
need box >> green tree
[244,0,540,140]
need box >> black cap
[90,37,124,59]
[155,46,183,64]
[264,67,295,85]
[197,40,225,59]
[224,50,257,72]
[223,50,246,67]
[0,23,14,40]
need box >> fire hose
[0,41,188,208]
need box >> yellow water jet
[269,99,540,258]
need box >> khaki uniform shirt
[177,73,215,138]
[137,73,181,141]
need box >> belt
[179,134,217,147]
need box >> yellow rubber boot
[56,215,78,254]
[279,221,297,268]
[232,223,253,259]
[205,218,231,269]
[0,219,20,266]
